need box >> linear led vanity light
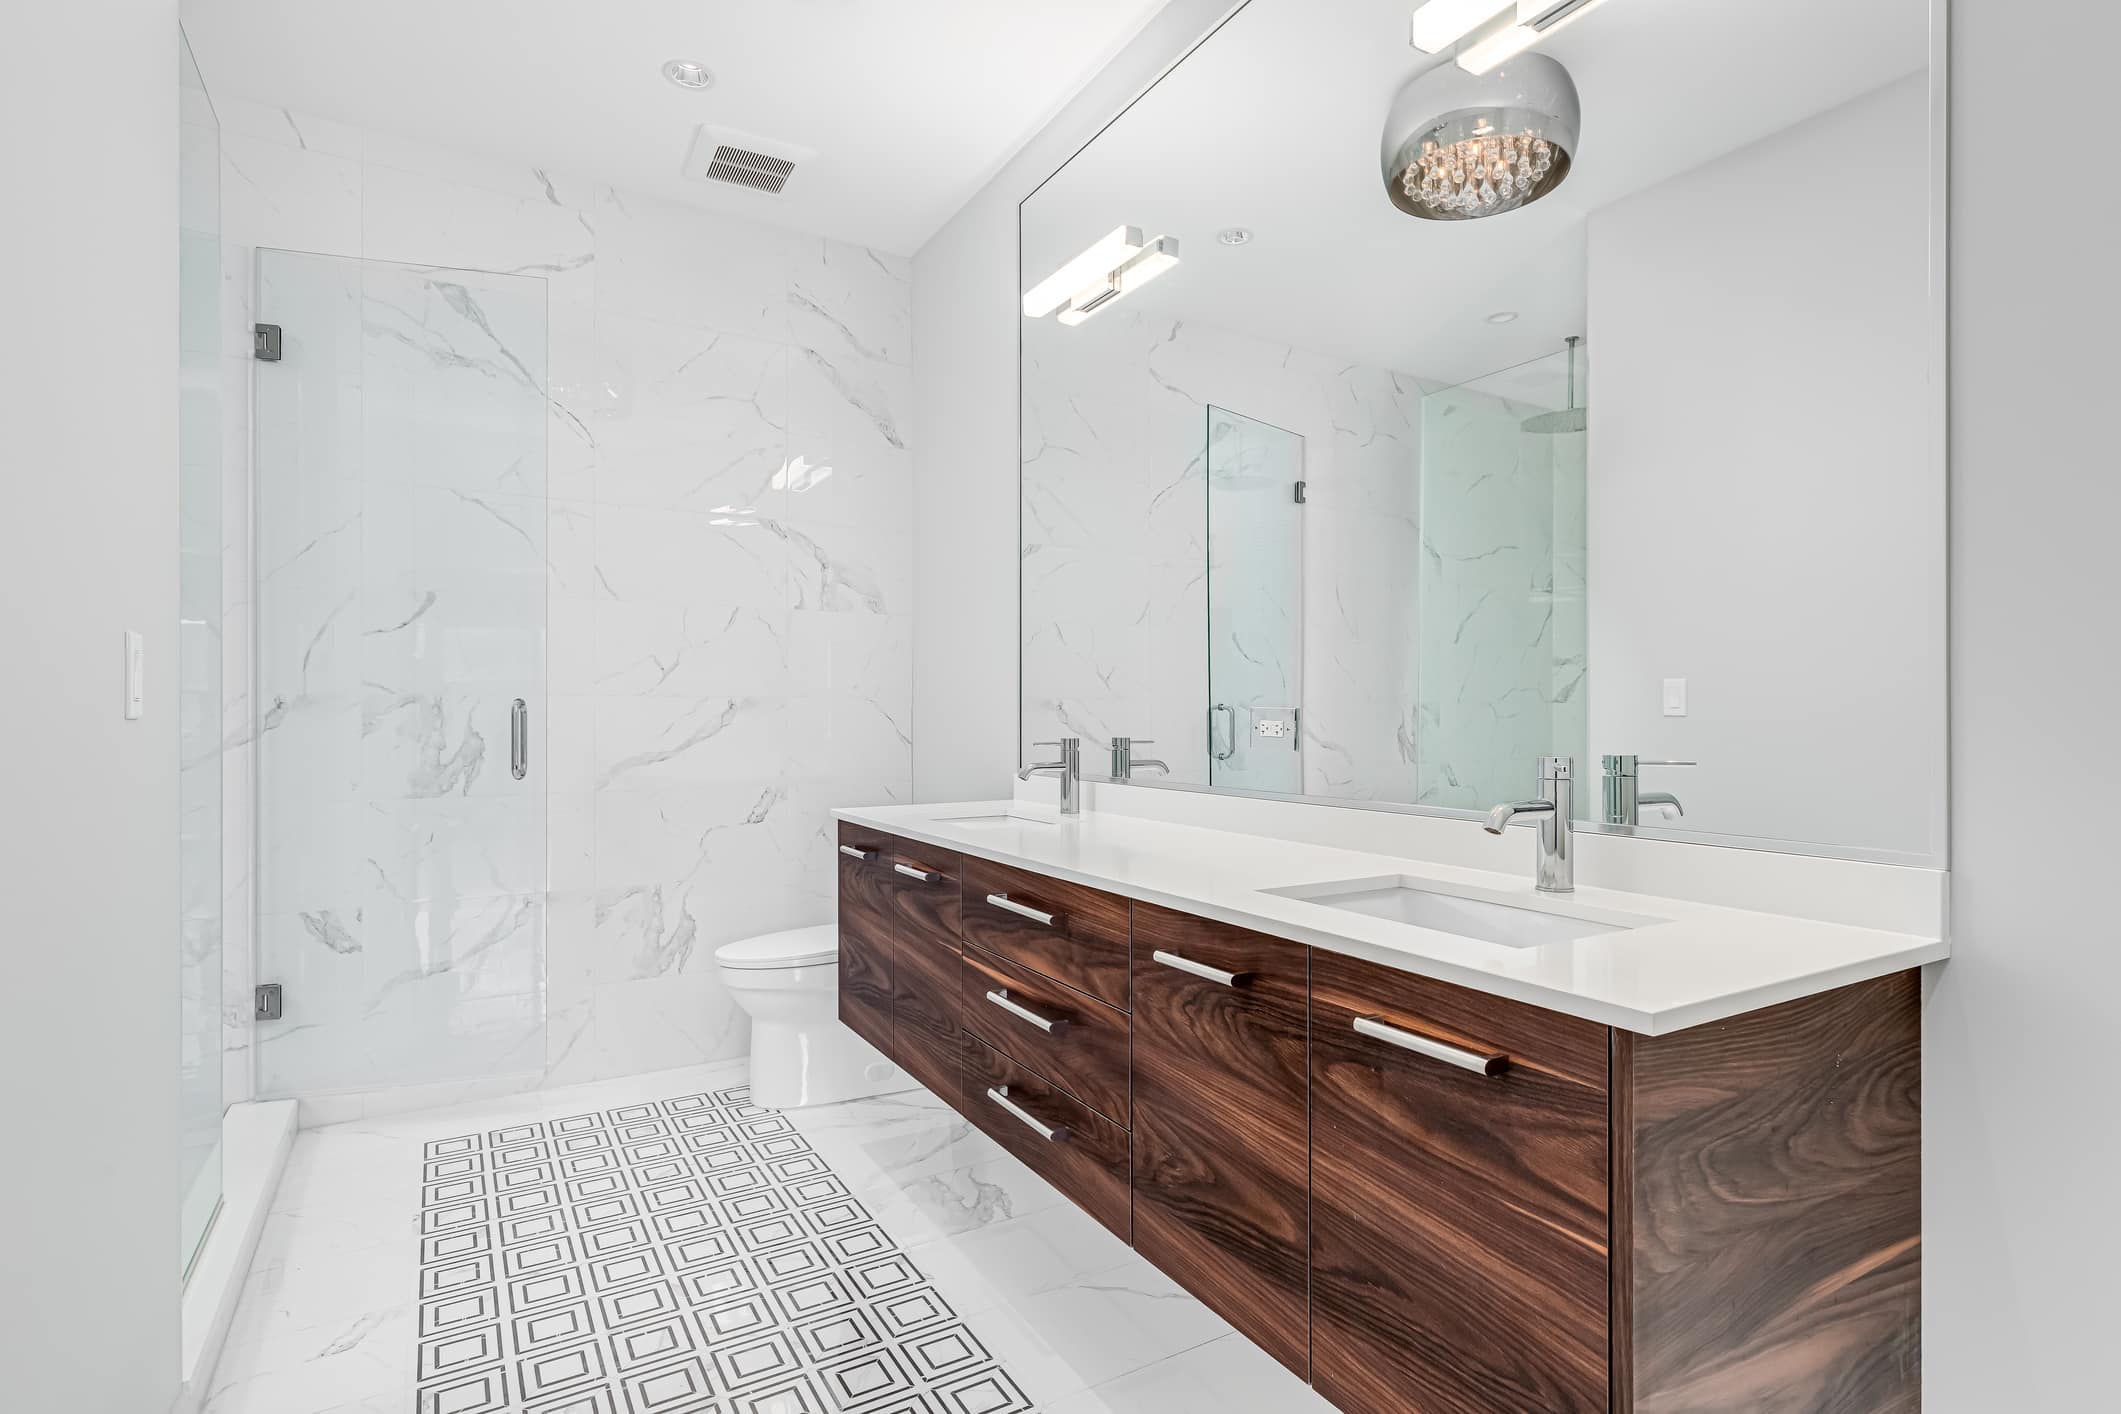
[1457,0,1615,74]
[1054,236,1182,327]
[1023,226,1145,319]
[1410,0,1513,53]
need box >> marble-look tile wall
[218,97,913,1101]
[1022,308,1425,799]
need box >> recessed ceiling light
[661,60,714,90]
[1487,310,1519,324]
[1218,228,1254,247]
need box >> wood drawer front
[1129,905,1311,1378]
[894,1008,965,1109]
[893,920,961,1042]
[836,823,896,1057]
[1309,949,1611,1414]
[891,840,963,943]
[960,857,1131,1009]
[962,1034,1132,1242]
[960,943,1131,1128]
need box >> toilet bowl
[716,924,908,1110]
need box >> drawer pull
[1353,1016,1510,1078]
[985,893,1059,928]
[986,1085,1068,1143]
[838,845,879,862]
[1152,950,1251,988]
[894,863,941,883]
[984,988,1069,1035]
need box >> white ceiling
[1024,0,1930,386]
[180,0,1171,255]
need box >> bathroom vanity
[833,803,1939,1414]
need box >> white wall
[1930,1,2120,1406]
[1586,73,1942,859]
[0,2,183,1409]
[910,0,1240,802]
[215,97,915,1100]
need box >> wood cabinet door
[1310,951,1612,1414]
[1130,905,1311,1378]
[835,821,896,1057]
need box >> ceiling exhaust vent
[683,127,815,197]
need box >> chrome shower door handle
[1212,704,1238,761]
[510,699,529,781]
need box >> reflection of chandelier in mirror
[1379,52,1579,221]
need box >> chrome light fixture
[1411,0,1618,75]
[1379,52,1579,220]
[1023,226,1182,327]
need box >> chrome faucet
[1484,756,1575,894]
[1110,737,1170,781]
[1019,738,1082,815]
[1600,754,1694,826]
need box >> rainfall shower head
[1523,335,1585,435]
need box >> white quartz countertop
[833,800,1950,1035]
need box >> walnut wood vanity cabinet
[836,826,1922,1414]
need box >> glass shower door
[1206,407,1304,793]
[178,27,223,1273]
[252,249,549,1097]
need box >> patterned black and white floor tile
[414,1083,1034,1414]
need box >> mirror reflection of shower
[1416,339,1589,815]
[1206,407,1305,795]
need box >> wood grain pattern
[1129,905,1311,1378]
[962,1033,1132,1241]
[892,923,963,1103]
[960,856,1132,1009]
[1620,971,1921,1414]
[835,823,897,1058]
[1310,948,1610,1414]
[960,943,1132,1127]
[892,841,963,941]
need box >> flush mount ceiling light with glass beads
[1379,51,1579,221]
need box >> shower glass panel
[1206,407,1304,792]
[253,250,548,1097]
[1416,345,1589,813]
[178,28,223,1274]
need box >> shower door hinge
[253,323,283,362]
[1293,480,1307,504]
[255,983,284,1021]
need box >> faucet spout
[1485,799,1554,835]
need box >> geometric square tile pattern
[417,1083,1033,1414]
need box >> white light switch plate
[1662,677,1687,717]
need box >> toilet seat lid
[715,924,838,971]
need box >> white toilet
[715,923,908,1110]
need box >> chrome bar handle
[985,893,1058,928]
[985,1086,1067,1143]
[838,845,878,862]
[1353,1016,1509,1078]
[510,699,529,781]
[1211,704,1238,762]
[1152,950,1249,988]
[894,863,941,882]
[985,989,1068,1034]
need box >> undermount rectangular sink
[1263,875,1658,950]
[935,812,1055,829]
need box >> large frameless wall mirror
[1019,0,1945,864]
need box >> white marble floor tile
[204,1060,1329,1414]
